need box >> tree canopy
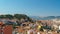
[0,14,33,22]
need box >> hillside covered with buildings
[0,14,60,34]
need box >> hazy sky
[0,0,60,16]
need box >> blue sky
[0,0,60,16]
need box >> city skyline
[0,0,60,16]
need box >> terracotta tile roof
[0,22,3,25]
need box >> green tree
[14,14,27,20]
[0,15,6,18]
[5,14,13,19]
[14,14,33,22]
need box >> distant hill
[29,16,60,20]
